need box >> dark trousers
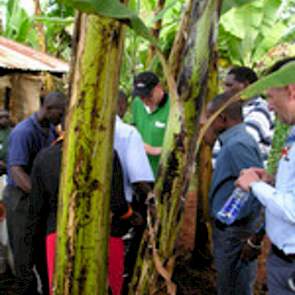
[123,200,147,294]
[212,221,257,295]
[3,185,48,295]
[267,249,295,295]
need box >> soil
[0,239,270,295]
[173,247,269,295]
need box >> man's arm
[7,129,32,192]
[10,165,31,193]
[144,143,161,156]
[236,168,295,224]
[132,181,153,203]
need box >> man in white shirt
[236,57,295,295]
[114,90,154,291]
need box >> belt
[214,217,249,231]
[272,244,295,263]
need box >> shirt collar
[219,123,245,145]
[286,126,295,145]
[116,115,122,123]
[243,96,261,107]
[143,93,168,114]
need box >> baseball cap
[133,71,159,97]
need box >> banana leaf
[59,0,158,47]
[241,60,295,99]
[198,61,295,150]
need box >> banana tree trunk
[54,12,124,295]
[194,52,219,260]
[34,0,46,52]
[130,1,221,294]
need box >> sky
[19,0,35,15]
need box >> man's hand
[144,144,161,156]
[240,236,262,262]
[249,168,274,184]
[235,168,263,192]
[0,201,5,222]
[129,211,144,227]
[10,166,31,193]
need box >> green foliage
[0,0,73,60]
[240,61,295,98]
[34,1,74,59]
[267,121,290,175]
[2,0,38,47]
[60,0,157,46]
[119,0,185,91]
[221,0,256,14]
[218,0,293,67]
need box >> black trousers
[123,200,147,294]
[3,185,48,295]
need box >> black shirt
[29,141,129,236]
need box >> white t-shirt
[114,116,154,202]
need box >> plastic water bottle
[217,188,250,225]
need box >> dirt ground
[0,253,268,295]
[173,246,269,295]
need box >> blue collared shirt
[212,96,275,167]
[210,123,263,219]
[7,113,57,186]
[251,126,295,254]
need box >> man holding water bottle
[202,90,263,295]
[236,57,295,295]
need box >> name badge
[155,121,166,128]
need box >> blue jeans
[213,221,257,295]
[267,249,295,295]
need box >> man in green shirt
[0,110,10,175]
[132,71,170,176]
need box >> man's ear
[288,84,295,101]
[219,113,226,122]
[241,81,249,90]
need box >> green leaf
[34,16,74,25]
[221,0,256,15]
[151,0,178,23]
[240,61,295,99]
[280,24,295,43]
[59,0,158,48]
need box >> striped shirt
[213,96,275,167]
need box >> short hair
[228,66,258,84]
[118,90,127,103]
[209,90,242,121]
[267,57,295,74]
[43,92,66,107]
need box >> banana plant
[218,0,295,67]
[2,0,38,46]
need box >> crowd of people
[0,57,294,295]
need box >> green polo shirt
[131,94,170,176]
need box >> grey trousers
[213,222,257,295]
[267,250,295,295]
[3,185,48,295]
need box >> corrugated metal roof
[0,36,69,73]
